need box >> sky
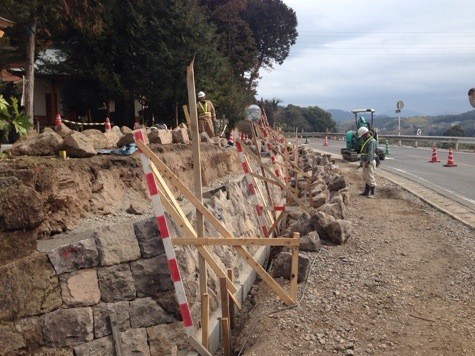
[256,0,475,116]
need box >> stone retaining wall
[0,176,265,355]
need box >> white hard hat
[357,126,369,136]
[197,91,205,98]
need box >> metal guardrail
[288,132,475,149]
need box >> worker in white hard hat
[357,126,377,197]
[196,91,216,137]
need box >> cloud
[257,0,475,115]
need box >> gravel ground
[230,163,475,356]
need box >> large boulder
[54,123,72,138]
[148,129,172,144]
[104,130,122,148]
[59,131,96,158]
[82,129,108,149]
[271,251,310,282]
[0,184,44,231]
[311,211,352,245]
[9,128,63,156]
[116,132,134,147]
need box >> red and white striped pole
[234,129,269,237]
[133,129,194,337]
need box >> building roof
[0,17,14,28]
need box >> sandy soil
[231,163,475,356]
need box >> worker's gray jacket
[360,136,377,162]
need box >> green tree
[243,0,298,88]
[301,106,337,132]
[0,0,105,121]
[444,124,465,137]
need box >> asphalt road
[305,137,475,213]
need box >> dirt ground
[231,163,475,356]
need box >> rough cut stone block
[271,251,310,283]
[0,323,25,354]
[73,336,114,356]
[98,264,136,302]
[133,217,165,258]
[47,238,99,275]
[104,130,121,148]
[93,301,130,338]
[60,269,101,307]
[299,231,322,252]
[328,175,347,192]
[147,322,188,356]
[172,128,190,144]
[9,129,63,156]
[19,316,44,349]
[120,328,150,356]
[129,297,174,328]
[148,129,172,144]
[94,224,141,266]
[0,251,61,322]
[42,307,94,347]
[130,256,173,298]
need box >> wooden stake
[265,211,286,238]
[290,232,300,303]
[220,318,231,356]
[219,277,230,322]
[186,59,207,298]
[227,269,236,329]
[201,293,210,350]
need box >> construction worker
[197,91,216,137]
[358,126,377,197]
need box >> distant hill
[336,110,475,136]
[326,109,353,122]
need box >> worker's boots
[370,186,375,196]
[359,184,370,197]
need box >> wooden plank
[187,336,213,356]
[186,60,207,298]
[201,293,210,351]
[136,139,295,306]
[109,310,123,356]
[182,104,191,128]
[249,172,281,187]
[227,269,236,329]
[172,237,299,246]
[265,211,285,238]
[220,318,231,356]
[290,232,300,303]
[239,142,312,214]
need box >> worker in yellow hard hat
[196,91,216,138]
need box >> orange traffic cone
[104,117,111,132]
[444,148,457,167]
[323,136,329,146]
[428,145,440,163]
[54,114,62,127]
[133,117,139,130]
[228,131,234,145]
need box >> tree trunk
[24,13,37,123]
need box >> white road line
[390,168,475,206]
